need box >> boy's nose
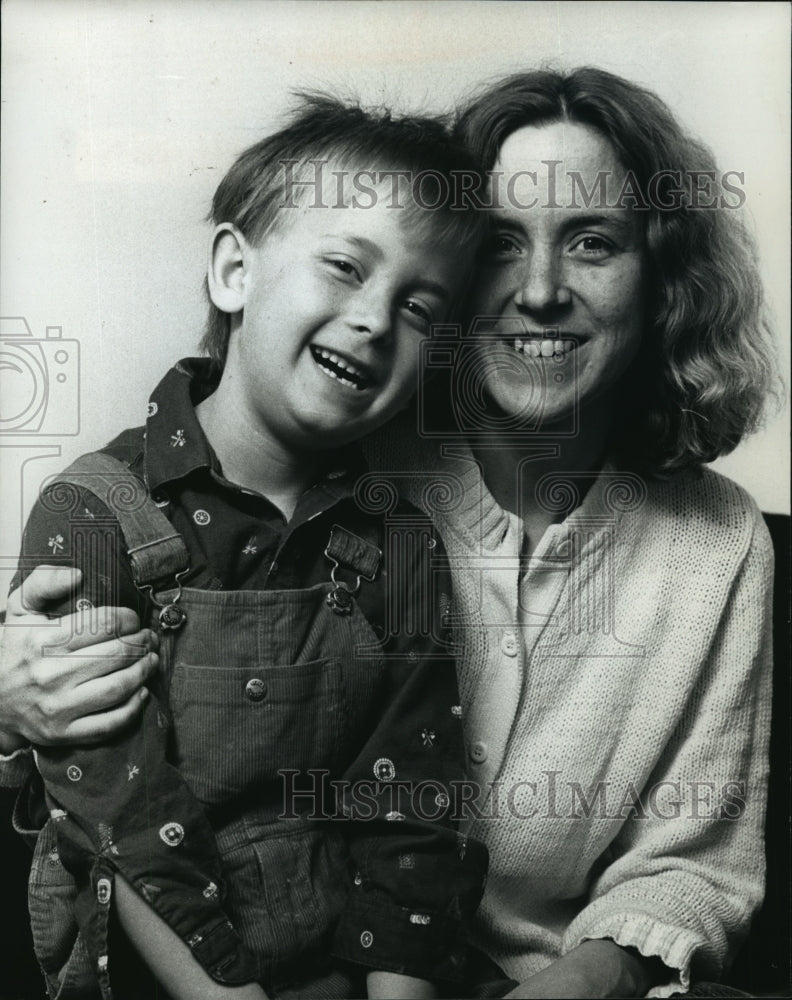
[347,293,392,342]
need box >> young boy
[11,96,488,999]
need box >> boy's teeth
[319,348,362,378]
[312,346,369,389]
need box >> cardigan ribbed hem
[0,745,33,787]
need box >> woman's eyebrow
[561,213,635,235]
[489,215,525,234]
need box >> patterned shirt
[12,359,487,997]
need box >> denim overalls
[22,452,481,999]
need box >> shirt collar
[144,358,219,493]
[143,357,368,501]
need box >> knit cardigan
[361,413,773,997]
[1,415,773,996]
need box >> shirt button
[245,678,267,702]
[501,632,519,657]
[97,878,112,905]
[469,740,488,764]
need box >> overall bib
[27,452,392,999]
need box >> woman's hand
[504,940,666,999]
[0,566,158,753]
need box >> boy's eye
[402,299,433,326]
[327,258,362,280]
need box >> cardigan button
[501,632,519,657]
[245,678,267,702]
[469,741,488,764]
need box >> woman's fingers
[0,604,159,746]
[1,644,158,747]
[54,611,156,655]
[61,688,152,745]
[42,606,145,653]
[5,566,83,616]
[73,650,158,713]
[42,629,158,686]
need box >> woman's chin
[477,380,580,436]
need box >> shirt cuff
[332,890,468,984]
[0,745,33,787]
[563,905,708,997]
[71,860,260,992]
[121,869,260,985]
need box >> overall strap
[50,452,189,588]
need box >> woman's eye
[570,235,613,257]
[489,234,520,256]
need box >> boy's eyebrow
[413,278,452,301]
[321,234,384,261]
[322,234,452,299]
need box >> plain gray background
[1,0,789,606]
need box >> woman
[1,68,777,998]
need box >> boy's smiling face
[217,190,464,451]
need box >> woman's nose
[514,251,571,312]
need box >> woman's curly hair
[454,67,778,475]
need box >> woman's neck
[471,398,615,555]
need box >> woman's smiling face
[470,120,647,429]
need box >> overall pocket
[219,820,351,982]
[169,657,347,806]
[28,820,99,999]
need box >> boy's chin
[286,419,367,452]
[292,403,409,450]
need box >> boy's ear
[207,224,249,314]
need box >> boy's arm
[331,520,488,989]
[15,485,258,991]
[115,876,268,999]
[367,970,437,999]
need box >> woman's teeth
[513,337,576,358]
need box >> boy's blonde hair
[201,93,488,374]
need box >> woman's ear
[207,224,248,314]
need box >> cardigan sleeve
[562,511,774,997]
[0,747,35,787]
